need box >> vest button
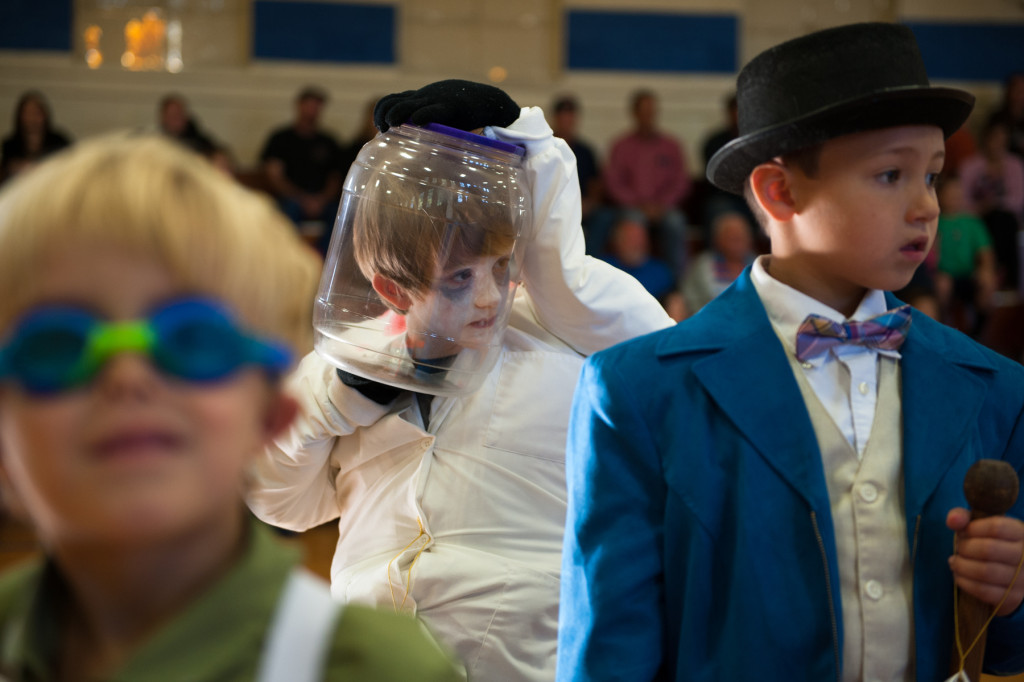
[859,482,879,503]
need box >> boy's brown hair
[352,173,517,299]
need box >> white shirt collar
[750,255,898,364]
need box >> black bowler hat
[707,22,975,195]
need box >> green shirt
[0,519,464,681]
[937,213,992,279]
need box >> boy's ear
[371,274,413,313]
[262,390,299,442]
[0,450,29,524]
[749,161,797,223]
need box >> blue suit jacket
[558,269,1024,681]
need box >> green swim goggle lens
[0,297,292,396]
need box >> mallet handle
[950,459,1019,680]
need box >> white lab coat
[247,107,673,682]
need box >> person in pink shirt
[604,90,692,280]
[961,117,1024,219]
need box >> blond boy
[0,135,462,681]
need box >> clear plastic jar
[313,123,530,397]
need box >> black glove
[337,368,404,406]
[373,79,520,133]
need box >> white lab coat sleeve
[485,106,674,356]
[246,350,395,532]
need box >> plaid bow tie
[795,305,912,362]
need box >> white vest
[787,353,914,682]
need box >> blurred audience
[551,95,603,228]
[943,125,977,179]
[989,72,1024,158]
[959,115,1024,291]
[260,85,344,256]
[601,215,686,321]
[157,93,216,157]
[681,209,755,315]
[933,174,997,337]
[700,92,738,168]
[604,89,692,279]
[0,90,71,183]
[337,95,379,181]
[693,91,758,247]
[602,216,675,298]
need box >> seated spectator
[989,71,1024,158]
[959,115,1024,290]
[933,174,997,336]
[157,93,216,157]
[550,95,603,229]
[602,215,677,304]
[943,124,977,178]
[700,92,738,167]
[681,209,754,314]
[689,91,760,250]
[604,89,692,279]
[338,95,380,180]
[208,143,237,178]
[260,86,344,256]
[0,91,71,183]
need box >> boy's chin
[408,328,498,361]
[458,329,500,351]
[413,338,462,360]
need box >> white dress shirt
[750,256,903,456]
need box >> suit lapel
[660,272,832,512]
[660,279,995,516]
[896,306,991,520]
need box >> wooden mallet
[950,459,1020,681]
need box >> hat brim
[707,86,974,195]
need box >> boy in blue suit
[558,23,1024,682]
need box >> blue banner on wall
[567,10,737,74]
[253,1,395,64]
[0,0,72,51]
[905,21,1024,83]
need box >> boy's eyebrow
[873,145,946,162]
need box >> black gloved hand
[373,79,520,133]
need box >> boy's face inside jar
[403,248,513,360]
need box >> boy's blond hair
[352,174,517,297]
[0,134,317,356]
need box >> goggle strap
[244,337,292,374]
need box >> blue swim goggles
[0,297,292,396]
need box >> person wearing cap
[259,86,344,255]
[558,22,1024,681]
